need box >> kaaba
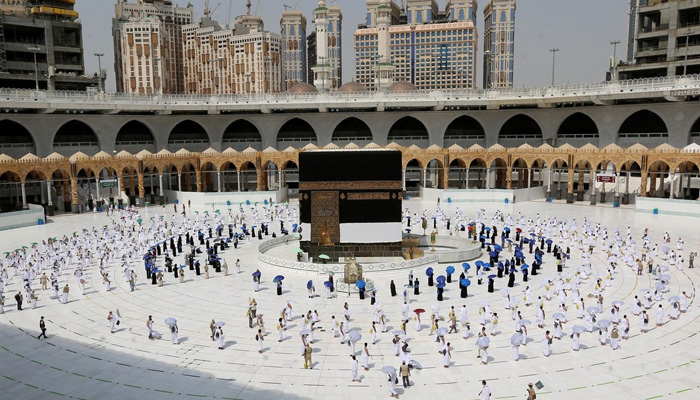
[299,149,403,261]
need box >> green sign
[100,179,118,188]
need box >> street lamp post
[94,52,104,92]
[28,47,40,90]
[549,48,559,86]
[609,41,620,81]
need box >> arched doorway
[220,162,238,192]
[499,115,542,147]
[180,163,198,192]
[0,120,36,157]
[240,161,257,191]
[618,110,668,147]
[467,159,488,189]
[557,112,599,147]
[674,161,700,200]
[122,166,139,205]
[168,120,210,152]
[49,169,72,213]
[332,117,373,146]
[201,162,218,192]
[647,161,670,198]
[143,165,161,203]
[24,170,47,207]
[489,158,508,189]
[276,118,317,149]
[162,164,179,192]
[444,116,485,148]
[388,117,429,147]
[573,160,592,202]
[448,159,467,189]
[0,171,22,212]
[404,159,422,196]
[76,167,97,210]
[690,117,700,144]
[594,160,617,204]
[54,120,99,154]
[550,159,569,200]
[116,121,156,153]
[263,161,279,191]
[282,161,299,197]
[511,158,529,189]
[425,159,444,189]
[620,161,642,204]
[223,120,262,151]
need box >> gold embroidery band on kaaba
[299,181,403,191]
[346,192,391,201]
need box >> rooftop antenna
[246,0,252,15]
[283,4,292,11]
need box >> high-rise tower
[483,0,516,89]
[375,0,395,90]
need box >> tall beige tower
[375,0,395,90]
[312,0,331,91]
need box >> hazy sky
[77,0,630,92]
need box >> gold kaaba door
[311,191,340,245]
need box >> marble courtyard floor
[0,199,698,400]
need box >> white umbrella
[612,301,624,307]
[518,319,532,326]
[510,333,523,346]
[299,329,311,336]
[476,336,490,348]
[392,330,403,336]
[597,319,611,328]
[431,304,440,312]
[381,366,397,375]
[348,331,362,343]
[587,306,601,315]
[553,313,566,321]
[668,296,680,303]
[436,327,448,337]
[164,317,177,327]
[374,302,383,311]
[572,325,586,334]
[214,321,225,328]
[408,359,422,369]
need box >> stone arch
[0,170,22,212]
[219,161,238,192]
[331,117,373,145]
[448,158,467,189]
[179,162,198,192]
[223,119,263,151]
[617,110,668,147]
[0,119,36,157]
[647,160,671,198]
[261,161,280,191]
[276,118,317,149]
[444,115,486,148]
[116,120,156,153]
[200,162,218,192]
[142,164,161,202]
[404,159,423,194]
[425,158,445,189]
[499,114,543,147]
[673,161,700,199]
[388,117,429,147]
[23,169,47,206]
[54,120,100,153]
[121,165,140,202]
[168,120,210,152]
[557,112,599,145]
[488,157,508,189]
[511,158,530,189]
[280,160,299,191]
[239,160,258,192]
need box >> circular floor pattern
[0,200,699,400]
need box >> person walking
[37,316,47,339]
[303,343,312,369]
[108,311,118,333]
[350,355,360,382]
[171,323,179,345]
[527,383,537,400]
[256,329,264,353]
[15,291,23,310]
[479,380,491,400]
[400,361,411,388]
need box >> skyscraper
[181,13,282,95]
[0,0,96,90]
[354,0,478,91]
[307,31,317,84]
[280,10,307,91]
[327,5,343,88]
[483,0,516,89]
[113,0,194,94]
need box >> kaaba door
[311,191,340,244]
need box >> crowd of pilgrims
[0,202,299,312]
[0,200,694,391]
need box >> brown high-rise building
[0,0,97,90]
[112,0,194,94]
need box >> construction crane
[204,0,222,20]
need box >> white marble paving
[0,200,699,400]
